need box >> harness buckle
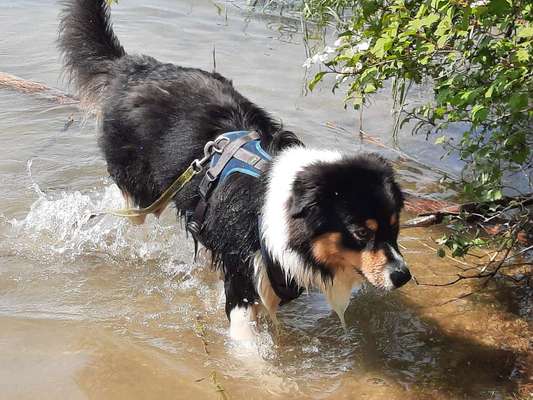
[205,169,217,182]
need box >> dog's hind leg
[254,253,281,326]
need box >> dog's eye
[353,227,373,241]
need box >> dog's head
[286,153,410,292]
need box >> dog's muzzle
[386,244,411,289]
[389,264,411,288]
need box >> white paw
[229,306,258,341]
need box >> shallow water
[0,1,530,399]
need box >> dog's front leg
[228,305,259,341]
[224,271,260,341]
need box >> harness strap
[232,147,270,172]
[185,130,303,306]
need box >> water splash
[4,183,194,267]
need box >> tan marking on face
[365,219,379,232]
[390,214,398,226]
[312,233,392,290]
[312,234,364,323]
[360,249,389,288]
[312,232,361,271]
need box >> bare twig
[211,371,230,400]
[416,230,524,287]
[194,316,210,355]
[437,287,485,306]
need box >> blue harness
[196,130,272,199]
[207,130,272,183]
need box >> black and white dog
[59,0,411,340]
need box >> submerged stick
[0,72,78,104]
[210,371,230,400]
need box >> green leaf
[471,105,489,122]
[484,85,495,98]
[360,66,378,81]
[371,37,393,58]
[505,132,525,147]
[488,0,512,16]
[419,56,430,65]
[517,25,533,39]
[407,14,440,32]
[364,83,377,93]
[437,248,446,258]
[509,93,528,111]
[434,107,446,118]
[420,43,436,54]
[421,13,440,27]
[308,71,326,91]
[415,4,428,19]
[435,135,447,144]
[515,48,530,62]
[511,147,529,164]
[436,34,450,48]
[460,90,477,103]
[486,189,503,201]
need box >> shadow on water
[275,284,526,399]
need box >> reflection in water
[0,0,530,399]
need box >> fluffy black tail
[58,0,125,105]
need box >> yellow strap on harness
[107,165,197,218]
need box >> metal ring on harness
[213,136,230,153]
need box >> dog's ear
[382,171,405,212]
[288,173,320,218]
[390,180,405,211]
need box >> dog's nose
[390,266,411,288]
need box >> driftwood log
[0,72,78,104]
[403,194,533,225]
[402,194,532,244]
[1,71,531,244]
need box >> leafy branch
[302,0,532,283]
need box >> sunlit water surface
[0,1,530,399]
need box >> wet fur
[59,0,408,336]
